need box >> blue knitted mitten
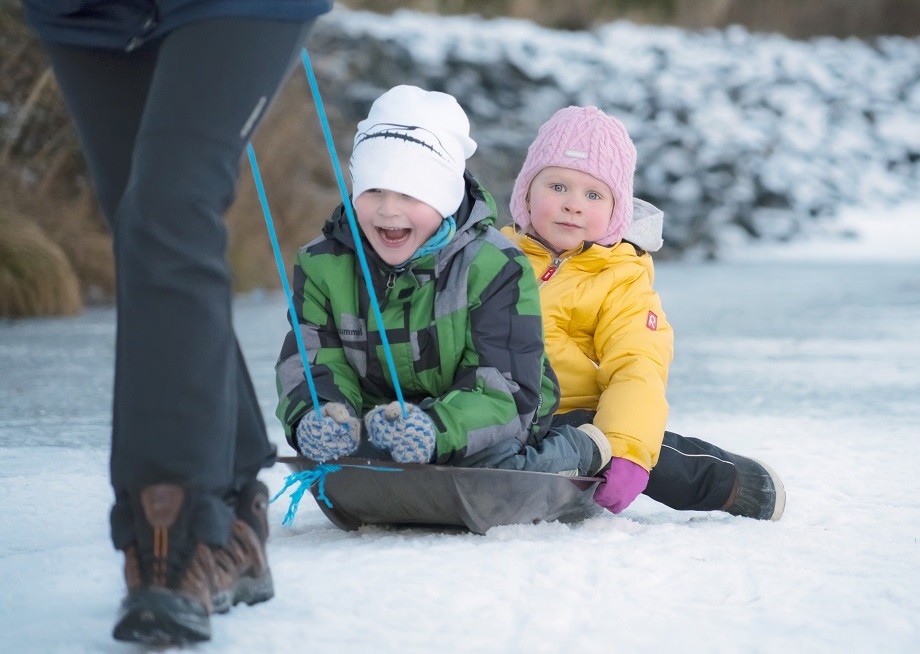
[365,401,436,464]
[295,402,360,462]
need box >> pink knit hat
[510,106,637,246]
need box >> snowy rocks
[308,8,920,258]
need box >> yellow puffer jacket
[501,227,674,471]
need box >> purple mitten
[593,457,650,514]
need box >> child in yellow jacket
[502,106,785,520]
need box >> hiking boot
[722,454,786,521]
[212,479,275,613]
[112,484,215,646]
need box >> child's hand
[295,402,360,462]
[365,401,436,464]
[593,457,649,513]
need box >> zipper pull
[387,272,396,289]
[541,257,562,281]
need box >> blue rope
[300,47,407,417]
[246,145,322,419]
[270,463,403,526]
[270,465,339,525]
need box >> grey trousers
[349,423,596,475]
[457,425,595,475]
[42,18,316,548]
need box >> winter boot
[577,423,613,476]
[722,454,786,521]
[112,484,216,646]
[212,479,275,613]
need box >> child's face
[526,167,614,251]
[354,189,444,266]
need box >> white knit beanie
[349,85,478,218]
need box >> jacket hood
[622,198,664,253]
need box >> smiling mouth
[377,226,411,245]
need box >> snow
[2,220,918,652]
[3,10,920,654]
[312,7,920,257]
[725,200,920,262]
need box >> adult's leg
[41,44,156,223]
[44,18,315,548]
[107,17,315,546]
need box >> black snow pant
[552,410,737,511]
[41,18,316,549]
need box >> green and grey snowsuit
[276,173,559,464]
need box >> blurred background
[346,0,920,36]
[2,0,919,317]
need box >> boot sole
[112,588,210,646]
[214,570,275,614]
[723,454,787,521]
[756,458,786,521]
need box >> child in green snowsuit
[275,85,609,476]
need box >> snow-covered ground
[1,204,918,652]
[3,6,920,651]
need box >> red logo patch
[646,310,658,331]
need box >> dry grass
[0,208,81,317]
[226,73,348,293]
[1,14,345,304]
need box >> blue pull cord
[270,465,340,525]
[300,47,407,418]
[270,463,403,526]
[246,145,322,419]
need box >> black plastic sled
[278,456,603,535]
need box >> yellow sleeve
[592,259,674,470]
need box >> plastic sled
[278,456,603,535]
